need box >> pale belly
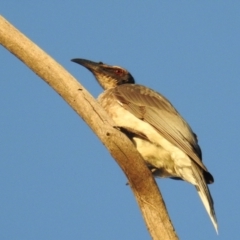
[132,137,178,178]
[99,96,196,184]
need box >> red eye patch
[115,69,124,75]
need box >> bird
[71,58,218,232]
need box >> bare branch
[0,16,178,240]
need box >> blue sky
[0,1,239,239]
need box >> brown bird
[71,58,218,232]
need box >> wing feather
[113,84,207,171]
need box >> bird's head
[71,58,135,90]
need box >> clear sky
[0,1,239,239]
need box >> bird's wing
[113,84,207,171]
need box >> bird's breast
[99,92,183,156]
[98,91,194,181]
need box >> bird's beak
[71,58,100,73]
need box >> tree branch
[0,15,178,240]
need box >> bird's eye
[115,69,124,75]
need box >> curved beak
[71,58,100,72]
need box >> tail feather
[192,164,218,233]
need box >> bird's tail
[192,164,218,233]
